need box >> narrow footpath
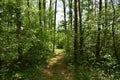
[41,49,73,80]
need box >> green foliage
[1,0,120,80]
[0,1,54,79]
[0,32,53,80]
[56,34,65,49]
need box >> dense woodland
[0,0,120,80]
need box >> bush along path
[40,49,73,80]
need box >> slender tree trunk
[27,0,30,27]
[74,0,79,79]
[39,0,42,26]
[105,0,108,30]
[66,0,72,53]
[53,0,57,52]
[87,0,90,21]
[74,0,78,65]
[69,0,72,30]
[43,0,46,28]
[104,0,108,53]
[111,0,119,60]
[49,0,52,42]
[62,0,66,30]
[62,0,67,50]
[96,0,102,58]
[78,0,83,58]
[95,0,97,16]
[49,0,52,29]
[16,0,22,60]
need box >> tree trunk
[62,0,66,30]
[69,0,72,29]
[16,0,22,60]
[43,0,46,28]
[62,0,67,50]
[27,0,30,27]
[49,0,52,29]
[96,0,102,58]
[111,0,119,60]
[78,0,83,59]
[103,0,108,54]
[53,0,57,52]
[39,0,42,26]
[49,0,53,43]
[74,0,79,79]
[74,0,78,65]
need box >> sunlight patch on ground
[48,54,63,66]
[41,49,73,80]
[55,49,65,55]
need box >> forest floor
[40,49,73,80]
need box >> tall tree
[61,0,67,50]
[74,0,78,65]
[49,0,53,42]
[27,0,30,27]
[78,0,83,58]
[39,0,42,26]
[96,0,102,58]
[16,0,22,60]
[69,0,73,29]
[111,0,119,60]
[103,0,108,54]
[43,0,46,28]
[105,0,108,29]
[74,0,79,79]
[49,0,52,29]
[53,0,57,52]
[61,0,66,30]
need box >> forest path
[41,49,73,80]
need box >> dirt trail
[41,49,73,80]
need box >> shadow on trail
[41,49,73,80]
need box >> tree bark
[69,0,72,29]
[53,0,57,52]
[74,0,78,65]
[62,0,66,30]
[111,0,119,60]
[39,0,42,26]
[43,0,46,28]
[16,0,22,60]
[49,0,52,29]
[62,0,67,50]
[74,0,79,79]
[96,0,102,58]
[103,0,108,54]
[78,0,83,58]
[27,0,30,27]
